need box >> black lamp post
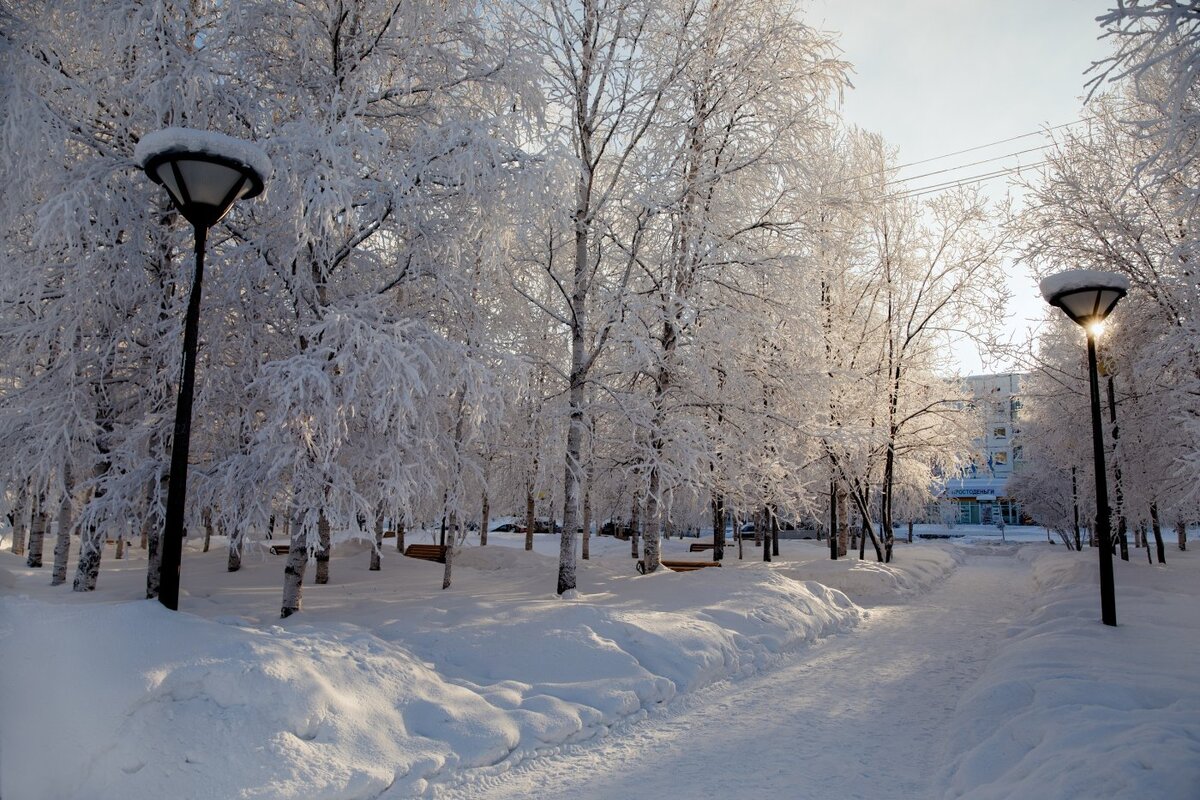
[135,129,270,610]
[1040,269,1129,627]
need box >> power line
[840,120,1083,185]
[897,162,1046,199]
[889,121,1081,173]
[892,144,1051,184]
[894,160,1049,199]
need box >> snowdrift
[774,542,962,602]
[0,540,870,800]
[938,548,1200,799]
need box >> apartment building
[941,372,1027,525]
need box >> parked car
[488,517,527,533]
[738,518,817,538]
[600,521,634,538]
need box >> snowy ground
[1,526,1196,799]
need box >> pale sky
[809,0,1114,374]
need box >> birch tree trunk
[582,486,591,560]
[144,478,164,599]
[836,488,849,558]
[227,524,244,572]
[51,472,75,586]
[395,519,405,553]
[74,465,109,592]
[771,508,779,557]
[480,493,490,547]
[629,491,641,560]
[712,494,725,561]
[442,513,456,590]
[758,509,768,562]
[828,481,838,560]
[202,509,213,553]
[554,185,591,593]
[845,483,884,562]
[73,524,104,592]
[10,490,27,556]
[280,513,309,618]
[25,496,46,568]
[1176,518,1187,551]
[115,530,125,560]
[525,483,536,552]
[314,511,331,584]
[1149,503,1166,564]
[75,400,114,591]
[643,471,663,573]
[370,512,383,571]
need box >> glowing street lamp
[1040,268,1129,627]
[135,129,270,610]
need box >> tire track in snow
[426,549,1032,800]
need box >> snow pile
[773,542,963,604]
[938,548,1200,799]
[0,544,860,800]
[0,599,506,799]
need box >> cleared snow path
[428,547,1030,800]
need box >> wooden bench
[404,544,447,563]
[382,530,396,539]
[689,542,715,552]
[637,559,721,574]
[268,544,290,555]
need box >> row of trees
[1009,2,1200,557]
[0,0,1001,615]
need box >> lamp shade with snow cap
[1039,269,1130,328]
[135,128,271,228]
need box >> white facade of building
[942,373,1026,525]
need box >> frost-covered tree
[1093,1,1200,208]
[1016,81,1200,530]
[0,0,268,593]
[618,0,845,572]
[217,0,529,615]
[809,132,997,562]
[1,0,532,611]
[501,0,700,592]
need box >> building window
[993,451,1008,465]
[1013,445,1023,461]
[993,426,1007,439]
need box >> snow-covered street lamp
[1040,268,1129,627]
[135,129,271,611]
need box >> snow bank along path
[938,547,1200,799]
[6,537,940,800]
[8,535,1191,799]
[431,547,1027,800]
